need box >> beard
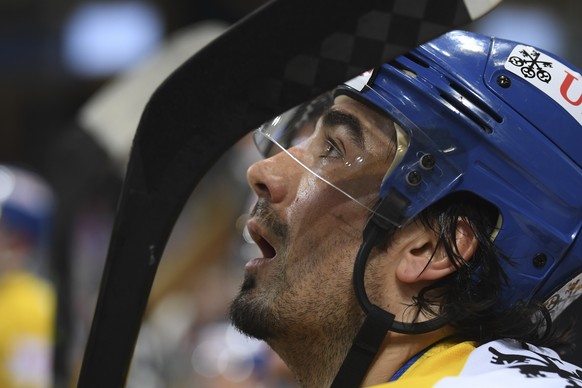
[229,273,277,340]
[229,200,289,340]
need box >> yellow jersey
[372,339,582,387]
[0,271,55,388]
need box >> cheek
[293,171,320,207]
[284,226,357,293]
[289,174,368,234]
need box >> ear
[395,218,478,284]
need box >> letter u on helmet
[339,30,582,318]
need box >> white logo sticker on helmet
[345,69,374,92]
[505,45,582,126]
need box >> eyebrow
[321,109,365,149]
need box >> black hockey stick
[77,0,501,386]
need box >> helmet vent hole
[448,82,503,124]
[403,53,430,68]
[389,61,417,78]
[440,92,493,134]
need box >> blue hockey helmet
[255,30,582,319]
[336,30,582,318]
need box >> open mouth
[257,236,276,259]
[247,222,277,260]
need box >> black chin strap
[331,192,450,387]
[331,308,394,388]
[331,222,395,388]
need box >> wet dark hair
[411,191,573,349]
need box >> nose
[246,155,289,204]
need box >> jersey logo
[488,345,582,386]
[505,44,582,126]
[544,272,582,320]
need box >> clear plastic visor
[253,90,409,227]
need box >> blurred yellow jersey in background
[0,271,55,388]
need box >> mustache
[250,199,288,240]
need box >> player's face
[230,95,397,348]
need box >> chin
[229,274,277,341]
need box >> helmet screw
[406,171,422,186]
[420,154,436,170]
[497,75,511,89]
[533,253,547,269]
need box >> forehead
[330,94,396,153]
[333,94,384,122]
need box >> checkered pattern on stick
[257,0,472,111]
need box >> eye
[321,136,344,159]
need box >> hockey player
[229,31,582,387]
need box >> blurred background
[0,0,580,386]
